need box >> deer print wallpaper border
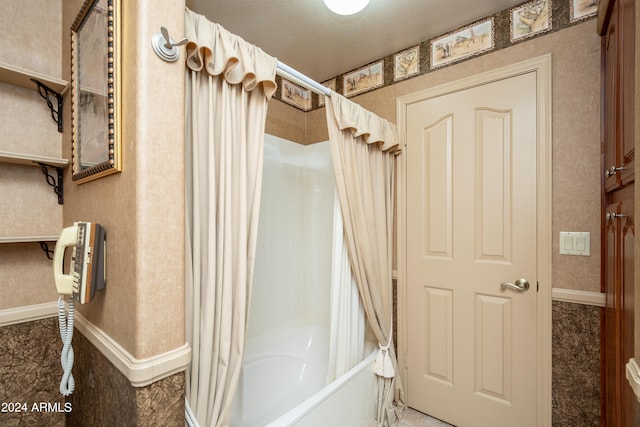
[273,0,595,110]
[510,0,553,42]
[430,18,495,69]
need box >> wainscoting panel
[0,317,65,427]
[66,331,185,427]
[552,300,600,426]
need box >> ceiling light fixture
[323,0,370,15]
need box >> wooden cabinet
[602,0,635,193]
[599,0,635,425]
[603,200,635,426]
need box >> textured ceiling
[186,0,525,82]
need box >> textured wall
[1,0,62,77]
[266,99,306,143]
[55,0,189,423]
[552,301,601,426]
[66,332,185,427]
[61,0,186,359]
[0,318,65,427]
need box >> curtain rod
[276,61,332,97]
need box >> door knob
[500,278,530,292]
[606,212,628,221]
[605,165,625,177]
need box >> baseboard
[0,301,58,326]
[74,311,191,387]
[551,288,606,307]
[0,302,191,387]
[626,358,640,402]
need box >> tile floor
[369,407,454,427]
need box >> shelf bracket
[31,79,63,133]
[38,163,64,204]
[39,242,54,260]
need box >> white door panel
[406,71,537,427]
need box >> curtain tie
[373,323,395,378]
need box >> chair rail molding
[551,288,606,307]
[0,303,191,387]
[73,311,191,387]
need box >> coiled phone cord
[58,295,75,396]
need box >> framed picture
[570,0,597,22]
[281,79,312,111]
[318,79,335,107]
[430,18,494,69]
[394,46,420,81]
[71,0,122,183]
[510,0,552,42]
[343,60,384,97]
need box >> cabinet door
[603,202,622,426]
[619,0,634,187]
[603,199,636,426]
[620,198,635,426]
[602,0,620,192]
[603,0,635,191]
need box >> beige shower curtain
[325,93,406,426]
[184,9,277,427]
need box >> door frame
[396,54,553,426]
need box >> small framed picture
[570,0,597,22]
[281,79,312,111]
[431,18,494,69]
[318,79,336,107]
[510,0,552,42]
[394,46,420,81]
[343,60,384,97]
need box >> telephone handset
[53,221,106,396]
[54,221,106,303]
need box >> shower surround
[229,134,375,425]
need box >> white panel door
[405,71,537,427]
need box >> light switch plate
[559,232,590,256]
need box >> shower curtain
[184,9,277,427]
[326,191,366,383]
[325,92,406,426]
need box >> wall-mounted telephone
[53,221,106,396]
[54,221,106,303]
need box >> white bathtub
[231,326,376,427]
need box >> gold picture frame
[71,0,122,184]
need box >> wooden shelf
[0,61,68,94]
[0,151,68,168]
[0,235,58,244]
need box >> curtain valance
[185,8,277,99]
[326,93,399,152]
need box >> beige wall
[2,0,62,77]
[0,0,63,309]
[307,21,602,293]
[266,98,307,143]
[62,0,186,359]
